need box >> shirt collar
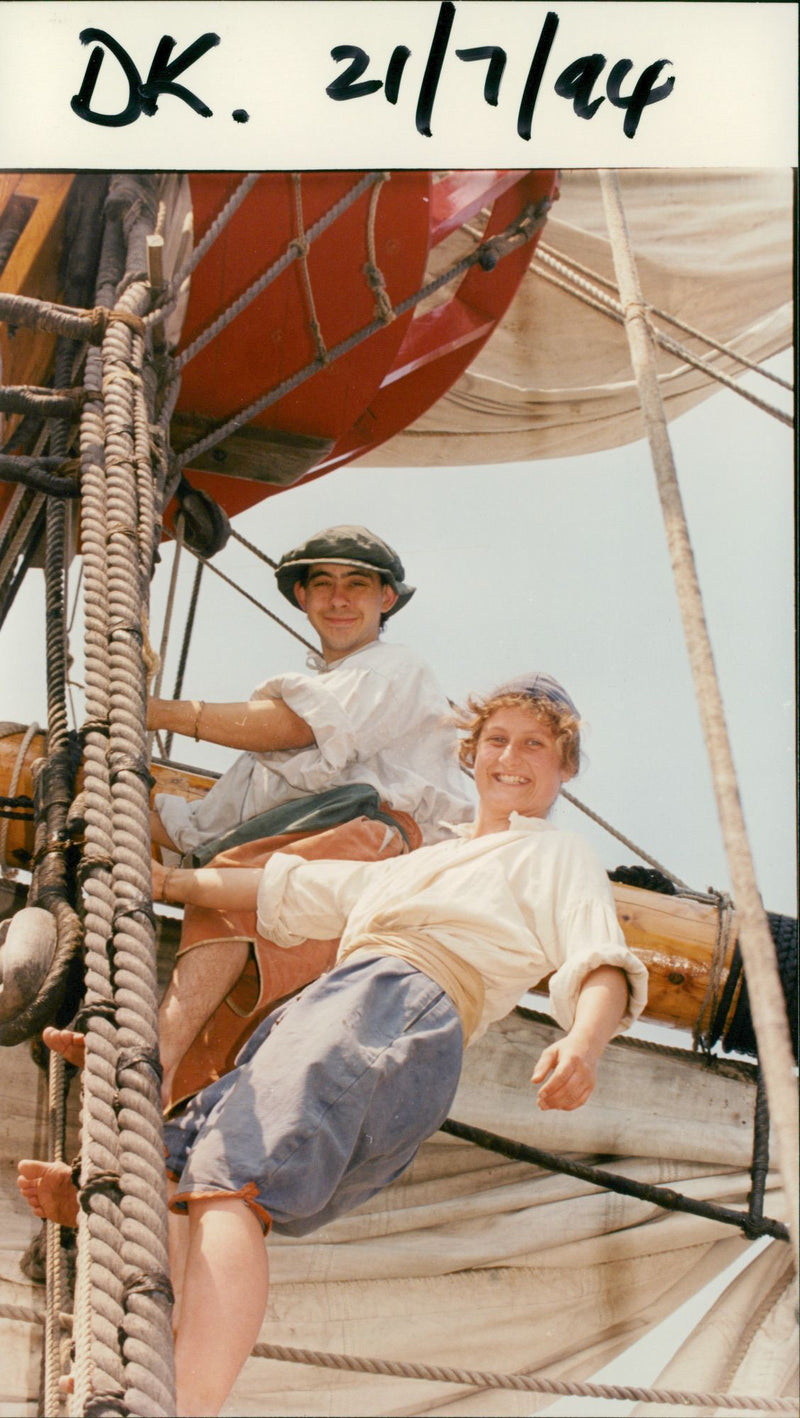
[304,642,379,674]
[446,813,557,839]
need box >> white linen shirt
[155,641,472,853]
[256,813,648,1045]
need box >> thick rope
[439,1118,788,1242]
[74,228,129,1408]
[44,1050,69,1415]
[99,267,176,1416]
[0,452,81,497]
[0,384,88,418]
[0,291,144,345]
[247,1341,797,1411]
[599,168,799,1278]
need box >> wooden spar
[1,725,746,1038]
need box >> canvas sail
[1,1004,789,1415]
[358,168,793,468]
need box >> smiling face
[472,705,574,833]
[294,563,398,662]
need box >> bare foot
[17,1159,79,1227]
[42,1027,85,1068]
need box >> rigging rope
[292,172,329,363]
[173,194,551,473]
[247,1342,797,1412]
[561,787,691,888]
[185,544,318,654]
[74,204,139,1412]
[599,167,799,1280]
[531,250,793,426]
[439,1117,788,1242]
[1,1300,794,1412]
[171,171,384,373]
[230,525,278,568]
[165,555,204,760]
[537,240,794,393]
[150,511,185,763]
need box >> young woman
[20,672,647,1417]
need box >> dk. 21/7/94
[325,4,676,141]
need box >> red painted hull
[171,168,559,522]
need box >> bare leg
[174,1196,268,1418]
[158,940,249,1107]
[42,1026,85,1068]
[17,1160,79,1227]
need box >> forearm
[147,696,315,752]
[150,808,178,852]
[568,965,630,1060]
[531,965,630,1111]
[155,864,263,910]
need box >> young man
[47,526,471,1109]
[20,673,647,1417]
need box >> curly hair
[455,692,581,777]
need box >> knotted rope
[174,192,553,474]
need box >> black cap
[275,525,415,618]
[491,673,579,717]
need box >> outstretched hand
[531,1036,599,1111]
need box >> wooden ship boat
[0,168,796,1416]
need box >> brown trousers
[166,808,422,1112]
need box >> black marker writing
[325,4,675,141]
[71,29,220,127]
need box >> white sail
[2,1007,788,1415]
[359,168,793,468]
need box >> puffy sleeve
[531,832,648,1035]
[546,896,648,1035]
[257,649,444,781]
[154,752,258,855]
[256,851,389,948]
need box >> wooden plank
[170,413,335,487]
[0,174,75,441]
